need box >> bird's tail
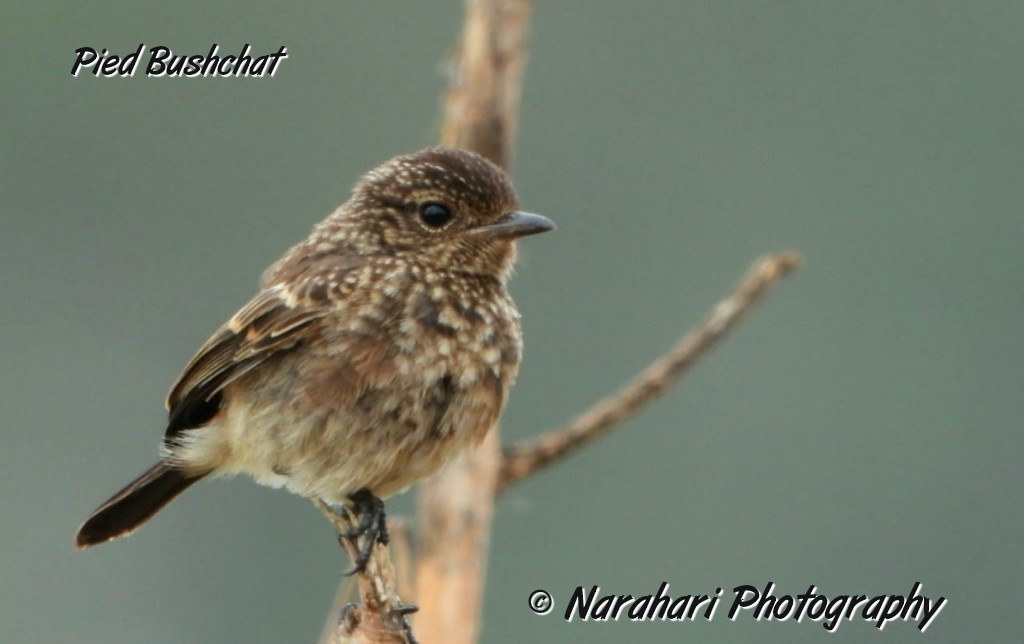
[75,461,204,549]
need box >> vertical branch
[412,433,502,644]
[440,0,534,168]
[415,1,534,642]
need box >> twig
[497,252,803,492]
[315,500,415,644]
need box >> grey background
[3,2,1021,643]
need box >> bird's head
[331,147,554,280]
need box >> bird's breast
[197,271,524,501]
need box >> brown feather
[75,148,549,548]
[163,286,332,439]
[75,461,202,548]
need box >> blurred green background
[3,2,1021,642]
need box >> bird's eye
[419,202,454,229]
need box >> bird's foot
[335,489,389,575]
[335,601,419,643]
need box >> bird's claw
[337,489,389,575]
[393,603,419,644]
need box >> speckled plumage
[76,147,553,548]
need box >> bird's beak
[472,211,556,240]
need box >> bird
[75,147,554,564]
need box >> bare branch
[497,252,803,492]
[440,0,534,168]
[413,433,502,644]
[315,500,415,644]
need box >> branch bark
[316,500,415,644]
[439,0,534,169]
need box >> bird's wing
[161,246,369,440]
[163,284,327,439]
